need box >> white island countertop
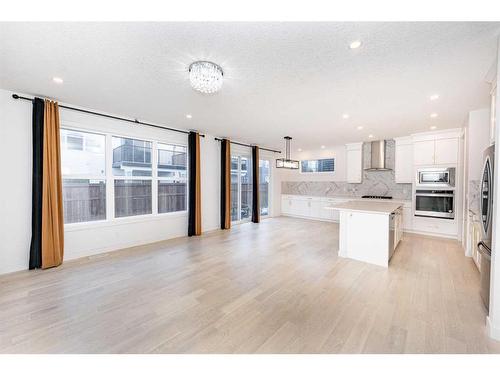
[330,200,403,215]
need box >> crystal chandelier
[276,136,300,169]
[189,61,224,94]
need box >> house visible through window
[300,158,335,173]
[61,129,106,224]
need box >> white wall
[268,152,282,217]
[489,37,500,341]
[467,109,491,183]
[270,145,347,216]
[0,89,32,274]
[463,109,490,251]
[276,145,347,183]
[0,88,220,275]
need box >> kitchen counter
[330,200,403,215]
[334,201,403,267]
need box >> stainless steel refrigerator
[479,144,495,310]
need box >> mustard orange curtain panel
[29,98,64,269]
[188,132,202,236]
[220,139,231,229]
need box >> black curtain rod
[12,94,205,138]
[214,137,281,154]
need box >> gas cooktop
[361,195,393,199]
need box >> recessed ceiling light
[321,145,326,149]
[430,94,439,101]
[298,148,302,152]
[349,40,362,49]
[430,125,437,130]
[357,126,364,130]
[342,113,350,119]
[368,134,374,138]
[186,114,192,119]
[430,113,438,118]
[52,77,63,84]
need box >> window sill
[64,211,188,232]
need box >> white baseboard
[402,229,459,240]
[281,213,339,223]
[487,316,500,341]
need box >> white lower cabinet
[402,202,413,231]
[282,195,456,239]
[281,195,410,227]
[281,196,292,215]
[294,198,310,217]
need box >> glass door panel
[240,157,252,220]
[231,155,252,223]
[231,156,239,222]
[259,159,270,216]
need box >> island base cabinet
[338,211,391,267]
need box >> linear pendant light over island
[276,136,299,169]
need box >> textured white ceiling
[0,22,499,151]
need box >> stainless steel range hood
[364,140,391,171]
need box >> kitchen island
[331,200,403,267]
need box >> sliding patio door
[230,154,253,223]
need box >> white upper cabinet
[346,142,363,183]
[394,137,413,183]
[413,140,436,165]
[434,138,459,165]
[412,131,460,166]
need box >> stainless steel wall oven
[414,189,455,219]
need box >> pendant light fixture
[276,136,300,169]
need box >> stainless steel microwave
[416,167,455,188]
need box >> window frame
[61,128,107,225]
[156,142,188,216]
[61,123,189,231]
[299,158,335,174]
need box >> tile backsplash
[281,140,413,200]
[468,179,480,216]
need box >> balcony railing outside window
[112,144,152,167]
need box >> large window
[157,143,187,213]
[61,128,188,225]
[300,158,335,173]
[112,136,152,218]
[61,129,107,224]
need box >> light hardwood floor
[1,217,499,353]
